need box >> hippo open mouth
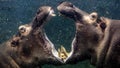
[10,5,75,67]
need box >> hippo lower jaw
[45,32,73,63]
[51,36,76,63]
[43,33,64,63]
[49,9,56,17]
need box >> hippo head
[57,2,98,23]
[57,2,107,65]
[10,6,64,67]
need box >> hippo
[0,6,63,68]
[57,1,120,68]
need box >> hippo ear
[19,25,26,34]
[100,17,107,32]
[97,17,107,32]
[84,12,98,24]
[89,12,98,22]
[11,35,20,47]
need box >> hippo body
[0,6,61,68]
[57,2,120,68]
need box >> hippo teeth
[49,9,56,16]
[51,13,56,16]
[58,46,69,61]
[58,12,68,19]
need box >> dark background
[0,0,120,68]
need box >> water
[0,0,120,68]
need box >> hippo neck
[1,40,36,67]
[96,19,112,67]
[0,41,22,67]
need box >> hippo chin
[57,1,120,68]
[0,6,64,68]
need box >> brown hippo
[57,1,120,68]
[0,6,63,68]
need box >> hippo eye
[19,26,26,33]
[90,12,98,20]
[91,15,96,19]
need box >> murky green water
[0,0,120,68]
